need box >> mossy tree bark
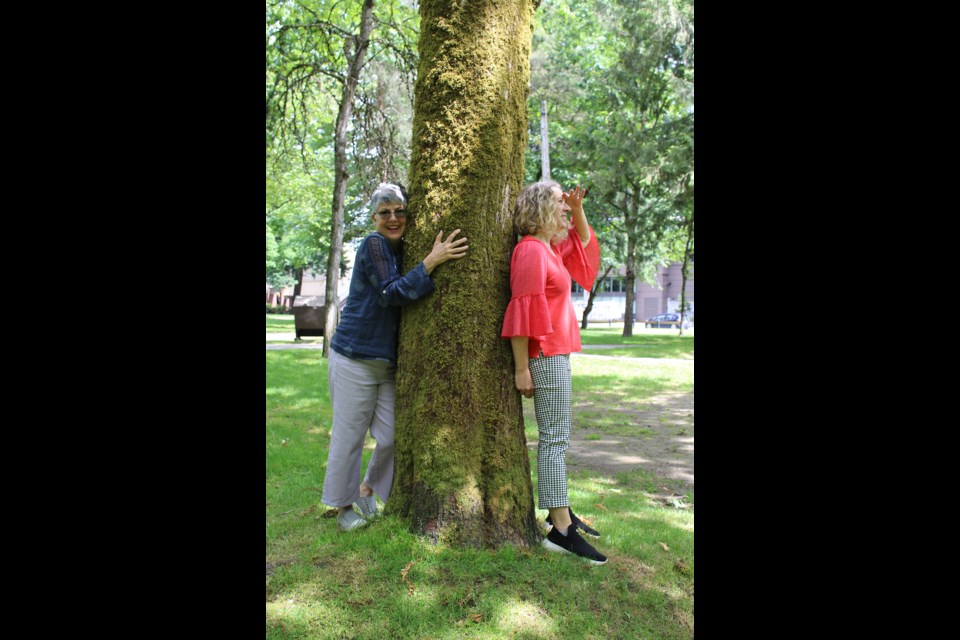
[391,0,541,548]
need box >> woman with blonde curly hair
[501,180,606,564]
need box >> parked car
[645,312,691,329]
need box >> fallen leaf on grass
[658,542,670,551]
[401,560,416,596]
[469,613,483,623]
[594,503,607,511]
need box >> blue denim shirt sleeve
[365,234,436,306]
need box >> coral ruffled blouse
[501,226,601,358]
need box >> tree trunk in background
[623,233,636,337]
[539,98,550,180]
[622,194,638,337]
[581,264,613,330]
[678,213,693,336]
[323,0,375,358]
[293,267,303,298]
[392,0,540,549]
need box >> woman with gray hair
[322,182,468,531]
[501,180,606,563]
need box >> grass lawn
[580,327,694,360]
[267,314,295,333]
[267,349,694,639]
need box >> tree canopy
[265,0,695,328]
[265,0,420,295]
[527,0,694,328]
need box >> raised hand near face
[562,185,587,216]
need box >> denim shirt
[330,232,435,364]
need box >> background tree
[581,0,693,336]
[266,0,419,347]
[664,170,693,334]
[526,0,694,336]
[266,154,334,300]
[391,0,542,548]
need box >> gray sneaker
[354,495,379,519]
[337,508,368,531]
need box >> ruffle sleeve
[501,239,554,339]
[559,225,601,290]
[501,293,553,339]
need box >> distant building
[572,260,694,323]
[266,245,357,309]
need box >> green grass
[267,351,694,639]
[572,355,693,400]
[267,314,296,333]
[572,356,692,437]
[520,355,693,439]
[579,328,694,359]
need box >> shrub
[265,304,292,314]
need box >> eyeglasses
[377,209,407,220]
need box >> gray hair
[369,183,407,214]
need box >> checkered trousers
[529,353,572,509]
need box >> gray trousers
[529,353,572,509]
[321,349,397,507]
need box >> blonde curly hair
[513,180,566,239]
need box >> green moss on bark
[392,0,540,548]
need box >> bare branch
[277,19,352,39]
[267,198,295,215]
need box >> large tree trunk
[323,0,375,358]
[392,0,540,549]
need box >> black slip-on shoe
[541,523,608,565]
[546,509,601,537]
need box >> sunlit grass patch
[581,345,693,359]
[266,314,295,332]
[572,355,693,399]
[579,329,694,359]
